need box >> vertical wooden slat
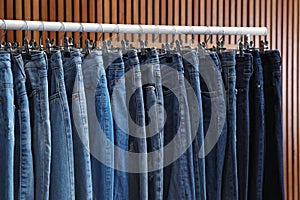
[180,0,186,42]
[229,0,236,43]
[167,0,173,42]
[49,0,56,43]
[125,0,132,41]
[254,0,260,48]
[292,0,299,198]
[80,0,88,47]
[24,0,31,40]
[57,0,64,45]
[187,0,193,44]
[160,0,167,42]
[32,0,39,42]
[111,0,117,41]
[73,0,80,47]
[40,0,48,45]
[199,0,205,42]
[96,0,103,45]
[154,0,160,43]
[89,0,96,41]
[15,0,23,43]
[133,0,139,42]
[193,0,199,42]
[6,0,14,42]
[104,0,110,40]
[66,0,72,38]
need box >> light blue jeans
[12,54,34,200]
[0,52,14,200]
[48,51,75,200]
[63,50,93,200]
[82,51,114,200]
[23,51,51,200]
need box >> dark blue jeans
[160,52,196,200]
[261,50,284,200]
[23,52,51,200]
[48,51,75,200]
[63,50,93,200]
[235,53,253,200]
[183,50,206,200]
[124,49,148,200]
[219,51,238,200]
[247,50,265,200]
[0,52,14,200]
[12,54,34,200]
[104,52,129,200]
[199,53,227,200]
[138,49,164,200]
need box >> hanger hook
[97,23,104,47]
[78,23,85,47]
[0,19,7,44]
[153,25,160,43]
[171,26,176,44]
[138,24,143,42]
[59,22,66,46]
[190,26,195,44]
[205,26,212,44]
[24,20,29,40]
[39,21,45,46]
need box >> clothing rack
[0,20,267,36]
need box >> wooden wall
[0,0,298,199]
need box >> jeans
[0,52,14,200]
[23,51,51,200]
[63,50,93,200]
[199,53,227,200]
[183,50,206,200]
[219,51,238,200]
[123,50,148,200]
[48,51,75,200]
[82,51,114,200]
[160,52,196,200]
[12,54,34,200]
[247,50,265,200]
[261,50,284,200]
[235,53,253,200]
[104,52,129,200]
[138,49,164,200]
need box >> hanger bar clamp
[0,20,268,36]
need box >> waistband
[0,52,11,62]
[49,51,63,70]
[219,50,236,66]
[159,52,184,73]
[182,50,199,68]
[260,50,281,71]
[138,48,159,65]
[123,49,140,66]
[199,52,222,71]
[236,53,253,70]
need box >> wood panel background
[0,0,298,199]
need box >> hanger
[0,20,7,51]
[39,21,45,51]
[259,40,268,54]
[95,23,103,50]
[23,20,31,55]
[197,43,205,58]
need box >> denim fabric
[0,52,14,200]
[261,50,284,200]
[219,51,238,200]
[183,50,206,200]
[160,52,196,200]
[235,53,253,200]
[138,49,164,200]
[199,53,227,200]
[123,49,148,200]
[12,54,34,200]
[23,51,51,200]
[63,50,93,200]
[82,51,114,200]
[104,52,129,200]
[48,51,75,200]
[247,50,265,200]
